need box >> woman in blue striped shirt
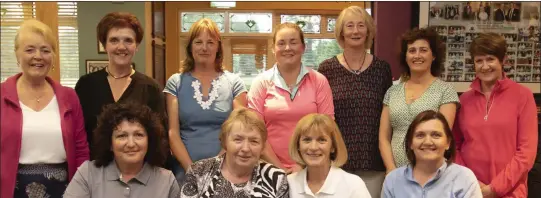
[382,110,482,198]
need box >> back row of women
[1,5,537,198]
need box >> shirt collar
[105,160,152,185]
[298,166,339,196]
[404,161,449,184]
[270,63,309,90]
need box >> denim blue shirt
[382,162,482,198]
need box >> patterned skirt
[14,163,68,198]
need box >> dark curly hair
[92,102,167,167]
[404,110,456,167]
[399,27,445,80]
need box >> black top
[318,56,393,172]
[75,69,166,153]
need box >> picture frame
[97,42,106,54]
[85,60,135,74]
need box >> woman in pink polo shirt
[247,22,334,174]
[453,32,538,198]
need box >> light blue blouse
[163,71,246,176]
[382,162,482,198]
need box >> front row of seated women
[63,101,481,198]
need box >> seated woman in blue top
[163,18,247,182]
[382,110,482,198]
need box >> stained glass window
[327,17,336,32]
[281,15,321,33]
[229,12,273,33]
[180,12,225,32]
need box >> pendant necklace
[343,53,366,75]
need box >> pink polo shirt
[248,66,334,168]
[453,76,538,197]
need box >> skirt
[14,163,68,198]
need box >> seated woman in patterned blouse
[382,110,482,198]
[63,103,179,198]
[379,27,459,174]
[180,108,289,198]
[287,114,371,198]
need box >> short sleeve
[383,85,396,106]
[230,73,247,97]
[381,171,396,198]
[440,81,460,106]
[63,161,91,198]
[163,73,181,97]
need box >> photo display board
[428,1,540,83]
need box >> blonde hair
[14,19,57,55]
[181,18,224,73]
[219,108,267,149]
[335,6,376,50]
[289,114,348,168]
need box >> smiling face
[105,27,138,68]
[474,54,504,84]
[111,120,148,166]
[410,119,450,164]
[406,39,435,75]
[224,122,264,169]
[273,27,305,68]
[299,130,333,169]
[342,12,368,49]
[16,31,54,79]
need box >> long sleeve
[314,72,334,119]
[70,90,90,166]
[452,112,466,166]
[490,93,538,196]
[74,76,94,147]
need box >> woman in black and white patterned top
[180,108,289,198]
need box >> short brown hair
[92,103,167,167]
[469,32,507,63]
[97,12,144,47]
[399,27,445,80]
[219,108,267,149]
[181,18,224,73]
[272,22,305,46]
[289,114,348,168]
[404,110,456,167]
[335,6,376,50]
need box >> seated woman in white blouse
[287,114,371,198]
[382,110,482,198]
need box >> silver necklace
[343,53,366,75]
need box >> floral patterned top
[180,154,289,198]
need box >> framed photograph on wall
[98,42,106,54]
[86,60,135,74]
[419,1,540,93]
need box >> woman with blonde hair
[180,108,289,197]
[1,19,89,198]
[164,18,247,182]
[317,6,392,197]
[287,114,371,197]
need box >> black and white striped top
[180,154,289,198]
